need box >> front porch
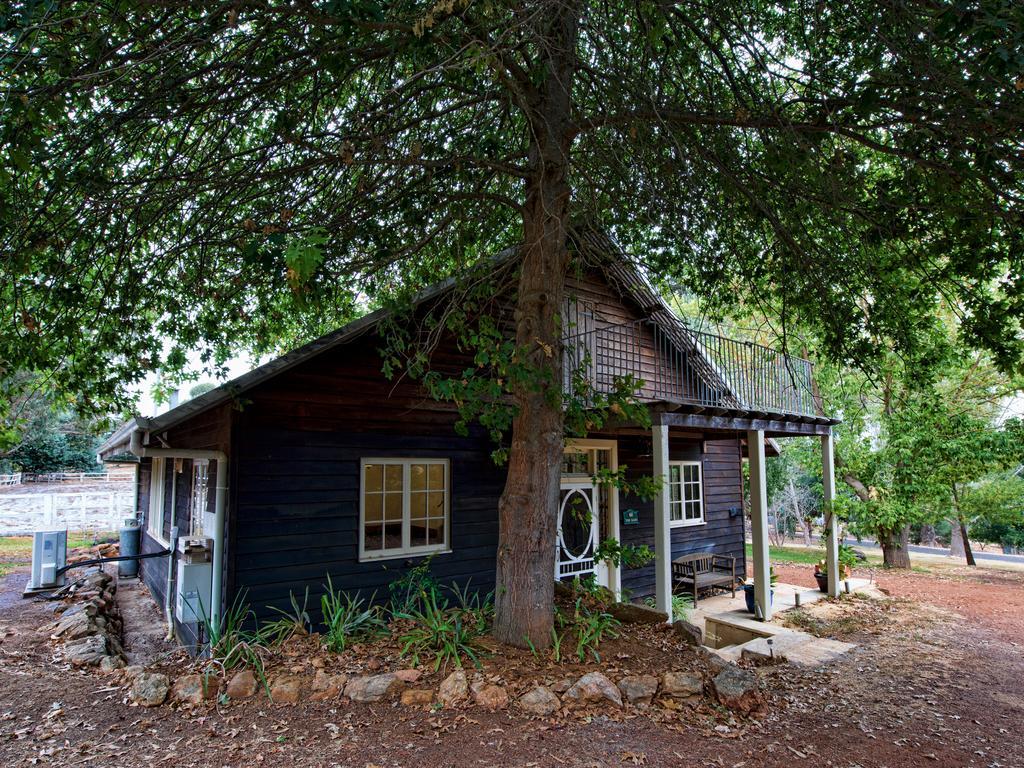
[648,418,845,623]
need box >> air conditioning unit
[29,530,67,591]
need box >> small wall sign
[622,508,639,526]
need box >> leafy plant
[554,597,620,662]
[388,556,441,615]
[261,587,311,645]
[198,591,270,694]
[320,577,389,653]
[644,593,693,623]
[394,588,488,671]
[594,537,655,569]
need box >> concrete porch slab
[687,578,872,668]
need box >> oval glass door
[556,483,599,580]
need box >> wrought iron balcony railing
[563,318,821,418]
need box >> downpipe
[129,428,227,634]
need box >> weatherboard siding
[617,434,746,600]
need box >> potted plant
[814,544,858,592]
[743,567,778,614]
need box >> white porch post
[821,430,841,597]
[747,429,772,621]
[652,422,672,618]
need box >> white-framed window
[360,458,450,561]
[147,457,168,542]
[668,460,704,526]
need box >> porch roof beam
[657,411,835,436]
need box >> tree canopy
[3,0,1024,641]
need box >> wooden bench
[672,553,737,603]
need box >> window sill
[359,547,451,563]
[670,520,706,529]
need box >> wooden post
[652,422,672,619]
[821,431,841,597]
[747,429,772,621]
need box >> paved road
[811,535,1024,565]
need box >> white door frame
[561,438,621,598]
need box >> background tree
[3,1,1024,644]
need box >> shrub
[320,577,389,653]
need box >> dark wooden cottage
[99,238,842,646]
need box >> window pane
[385,492,403,521]
[429,491,445,517]
[410,518,428,548]
[428,463,445,490]
[669,465,680,483]
[365,464,383,492]
[364,523,383,552]
[411,464,427,491]
[383,522,402,550]
[670,501,682,521]
[428,518,445,546]
[365,493,383,522]
[385,464,403,492]
[410,491,427,517]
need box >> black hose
[56,549,171,577]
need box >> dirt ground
[1,557,1022,768]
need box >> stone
[130,672,170,707]
[517,686,560,717]
[393,668,422,683]
[437,670,469,707]
[65,634,108,666]
[52,610,96,641]
[608,601,669,625]
[345,673,401,703]
[672,619,704,646]
[400,688,435,706]
[473,684,509,710]
[99,655,126,672]
[170,674,216,705]
[122,664,145,682]
[710,665,766,717]
[551,678,574,694]
[564,672,622,708]
[310,671,347,701]
[617,674,659,706]
[270,675,304,705]
[226,670,258,699]
[661,671,703,700]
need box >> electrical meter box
[175,538,213,624]
[29,529,67,591]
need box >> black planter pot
[743,584,773,614]
[814,572,829,593]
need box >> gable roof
[99,232,829,457]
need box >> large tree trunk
[879,524,912,569]
[919,523,938,548]
[492,5,578,649]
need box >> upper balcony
[563,317,823,419]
